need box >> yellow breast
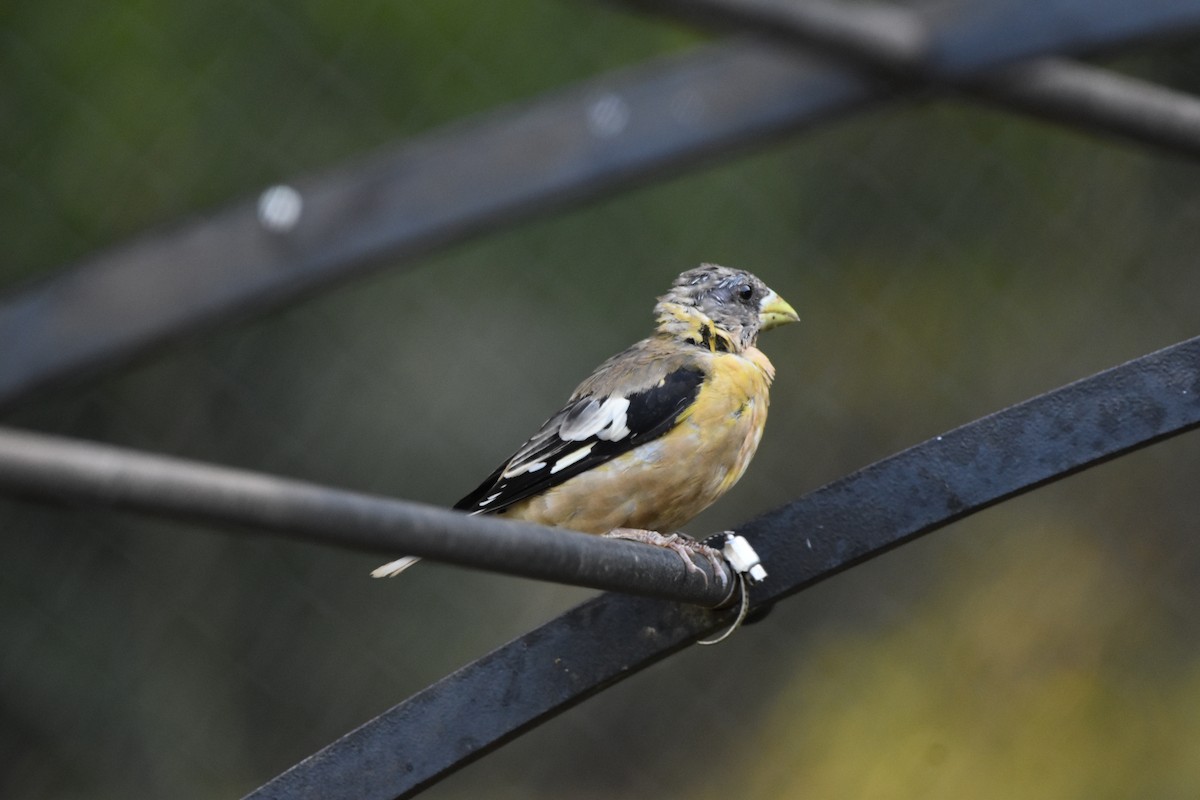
[504,347,776,534]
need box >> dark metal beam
[968,59,1200,157]
[0,426,732,605]
[744,336,1200,606]
[620,0,1200,155]
[0,41,879,412]
[7,0,1200,411]
[925,0,1200,74]
[245,336,1200,799]
[628,0,1200,75]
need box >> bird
[372,264,799,579]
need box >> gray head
[655,264,798,349]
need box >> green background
[3,2,1200,797]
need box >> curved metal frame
[243,336,1200,800]
[2,0,1200,798]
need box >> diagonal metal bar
[0,426,732,605]
[923,0,1200,75]
[967,58,1200,156]
[245,336,1200,799]
[0,40,875,412]
[627,0,1200,76]
[742,335,1200,606]
[620,0,1200,155]
[7,0,1200,412]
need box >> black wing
[454,366,705,514]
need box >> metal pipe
[0,426,733,606]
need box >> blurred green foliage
[2,1,1200,798]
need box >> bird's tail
[370,555,422,578]
[372,505,485,577]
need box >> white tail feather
[370,556,422,578]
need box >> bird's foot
[603,528,728,587]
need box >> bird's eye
[737,283,754,302]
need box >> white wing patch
[502,460,547,479]
[596,398,631,441]
[559,396,632,442]
[550,443,595,474]
[495,396,629,484]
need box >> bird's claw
[604,529,728,587]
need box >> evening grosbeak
[372,264,798,578]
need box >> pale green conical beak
[758,289,800,331]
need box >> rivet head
[257,185,303,232]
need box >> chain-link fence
[3,1,1200,798]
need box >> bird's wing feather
[454,365,705,514]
